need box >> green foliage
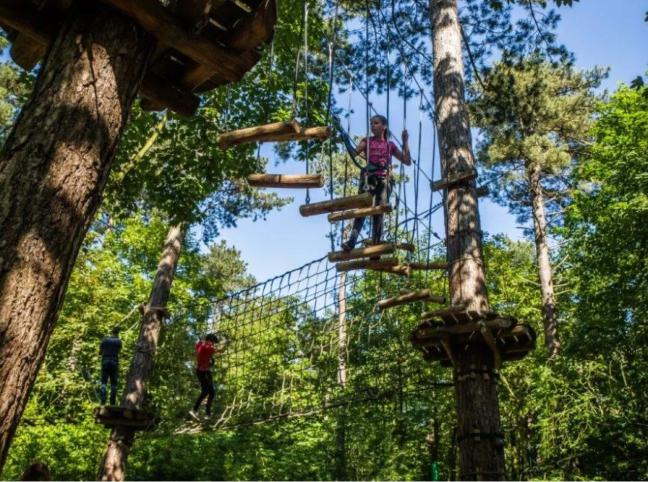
[470,56,604,223]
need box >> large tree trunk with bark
[0,4,154,469]
[334,259,348,480]
[527,163,560,357]
[430,0,505,478]
[98,225,184,481]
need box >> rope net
[183,239,450,432]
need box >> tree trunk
[527,164,560,357]
[98,225,184,481]
[334,261,348,480]
[0,4,154,469]
[430,0,505,478]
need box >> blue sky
[216,0,648,282]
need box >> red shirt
[195,340,215,371]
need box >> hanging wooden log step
[376,289,446,310]
[218,120,331,148]
[247,173,324,189]
[94,405,157,430]
[327,242,414,263]
[300,192,373,217]
[431,170,477,191]
[335,259,411,277]
[327,204,392,223]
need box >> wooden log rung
[328,242,413,263]
[335,258,411,277]
[247,173,324,189]
[327,204,392,223]
[377,289,446,310]
[300,192,373,217]
[431,170,477,191]
[218,121,330,149]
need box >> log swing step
[300,192,373,217]
[376,289,446,310]
[335,258,411,277]
[327,242,415,263]
[218,120,330,148]
[247,173,324,188]
[327,204,392,222]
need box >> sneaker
[189,409,200,421]
[341,241,354,252]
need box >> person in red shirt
[189,333,226,420]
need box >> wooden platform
[94,405,157,430]
[247,173,324,189]
[219,121,330,148]
[410,310,536,367]
[327,242,414,263]
[327,205,392,223]
[300,192,373,217]
[0,0,277,116]
[377,289,446,310]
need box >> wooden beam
[227,0,276,51]
[300,192,373,217]
[101,0,259,82]
[218,120,301,148]
[480,324,501,369]
[247,173,324,189]
[335,259,411,277]
[431,170,477,192]
[327,204,392,223]
[377,289,446,310]
[328,242,414,262]
[0,2,53,45]
[9,32,46,70]
[140,72,200,117]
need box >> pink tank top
[366,137,397,177]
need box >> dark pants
[194,369,215,415]
[346,173,391,249]
[100,360,118,405]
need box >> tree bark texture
[528,164,560,357]
[0,4,154,470]
[99,225,184,481]
[430,0,505,478]
[431,0,488,313]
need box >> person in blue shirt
[99,326,122,405]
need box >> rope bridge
[180,246,452,433]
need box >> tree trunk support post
[98,225,184,481]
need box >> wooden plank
[102,0,261,82]
[335,258,411,277]
[407,262,448,271]
[328,243,404,263]
[140,72,200,117]
[328,204,392,223]
[431,170,477,191]
[247,173,324,189]
[0,2,53,45]
[480,325,501,368]
[227,0,276,51]
[377,290,446,310]
[9,32,46,71]
[218,120,301,148]
[300,192,373,217]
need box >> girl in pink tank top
[341,115,412,252]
